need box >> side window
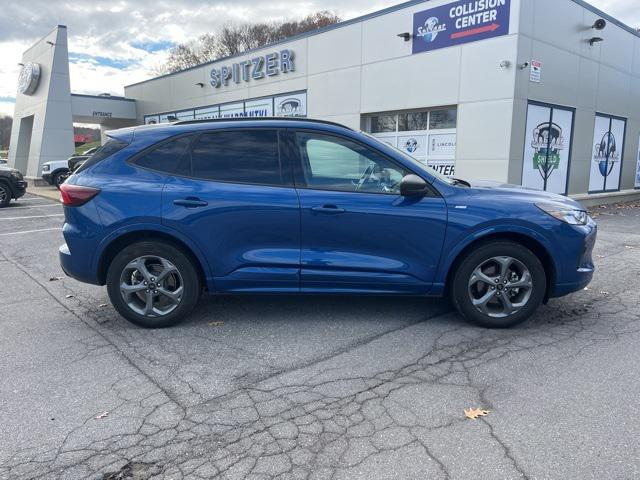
[190,130,283,185]
[296,132,408,195]
[135,137,192,174]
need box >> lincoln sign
[412,0,511,54]
[210,49,295,88]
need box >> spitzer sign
[412,0,511,54]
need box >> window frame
[289,128,439,197]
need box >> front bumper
[551,221,597,297]
[14,180,27,199]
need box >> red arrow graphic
[451,23,500,39]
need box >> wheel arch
[96,228,210,289]
[443,230,557,302]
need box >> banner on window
[521,102,573,195]
[588,114,626,192]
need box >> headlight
[10,170,23,180]
[42,164,50,172]
[536,203,588,225]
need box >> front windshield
[360,131,456,185]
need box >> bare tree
[0,115,12,151]
[156,11,341,75]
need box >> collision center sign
[412,0,511,54]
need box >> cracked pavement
[1,194,640,479]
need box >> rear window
[134,137,192,174]
[75,139,128,173]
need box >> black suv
[0,166,27,207]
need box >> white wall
[511,0,640,193]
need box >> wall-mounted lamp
[592,19,607,30]
[46,41,55,46]
[397,32,412,41]
[589,37,604,46]
[195,82,205,88]
[499,60,511,69]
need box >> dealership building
[9,0,640,200]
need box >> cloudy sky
[0,0,638,117]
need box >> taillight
[60,184,100,206]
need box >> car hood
[467,180,585,209]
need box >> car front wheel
[53,171,69,189]
[106,241,201,328]
[451,241,546,328]
[0,182,11,207]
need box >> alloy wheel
[119,255,184,317]
[0,185,7,204]
[468,256,533,318]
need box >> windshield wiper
[450,177,471,187]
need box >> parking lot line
[0,214,64,221]
[5,204,61,210]
[0,227,62,236]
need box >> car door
[290,129,447,294]
[162,128,301,292]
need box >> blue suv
[59,119,596,328]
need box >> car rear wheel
[106,241,201,328]
[0,182,11,207]
[451,241,546,328]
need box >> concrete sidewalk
[25,183,61,202]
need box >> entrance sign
[521,102,574,195]
[412,0,511,54]
[588,114,626,192]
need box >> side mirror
[400,174,429,197]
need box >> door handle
[311,204,345,214]
[173,197,208,208]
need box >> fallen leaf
[49,277,63,282]
[99,304,108,308]
[95,411,109,419]
[65,294,74,299]
[600,291,610,295]
[208,321,224,328]
[464,408,490,420]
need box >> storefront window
[370,115,397,133]
[399,112,429,132]
[429,108,457,129]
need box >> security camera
[592,19,606,30]
[519,61,530,70]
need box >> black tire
[52,171,68,189]
[0,181,11,207]
[451,241,546,328]
[106,241,201,328]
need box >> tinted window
[190,130,282,185]
[135,137,192,173]
[75,139,128,173]
[296,132,407,195]
[429,108,457,129]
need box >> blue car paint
[59,119,596,300]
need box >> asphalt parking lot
[1,193,640,480]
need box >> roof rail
[172,117,353,130]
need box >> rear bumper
[59,243,101,286]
